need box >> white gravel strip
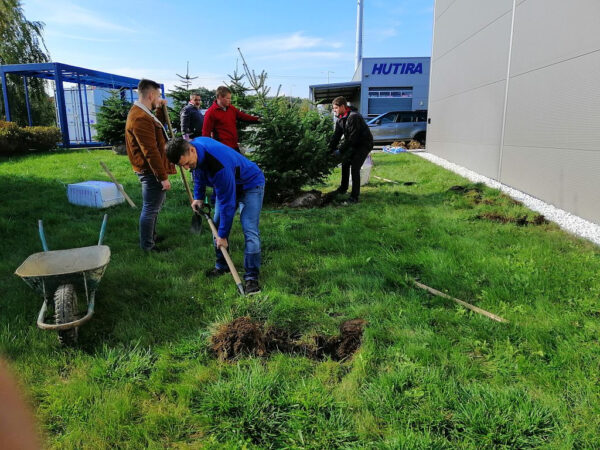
[414,151,600,247]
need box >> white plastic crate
[67,181,125,208]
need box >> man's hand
[216,237,228,249]
[157,98,167,108]
[161,179,171,191]
[191,199,204,212]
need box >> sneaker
[206,267,230,278]
[244,279,261,295]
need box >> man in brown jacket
[125,79,176,252]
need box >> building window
[369,88,413,98]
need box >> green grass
[2,149,600,448]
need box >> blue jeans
[137,173,166,250]
[213,185,264,280]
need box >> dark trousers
[137,173,166,250]
[339,147,372,199]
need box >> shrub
[0,121,61,154]
[94,93,131,147]
[0,121,25,153]
[25,126,62,151]
[245,98,336,201]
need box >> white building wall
[428,0,600,224]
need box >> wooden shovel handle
[162,103,175,139]
[175,133,245,295]
[99,161,136,208]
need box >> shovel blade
[190,213,203,233]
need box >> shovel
[196,204,246,296]
[162,105,244,295]
[162,103,202,233]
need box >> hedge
[0,121,62,155]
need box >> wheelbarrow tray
[15,245,111,296]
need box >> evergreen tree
[0,0,54,126]
[247,97,336,201]
[94,93,131,150]
[167,62,215,134]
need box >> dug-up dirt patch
[476,212,549,226]
[211,316,366,362]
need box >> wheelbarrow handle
[98,214,108,245]
[38,220,49,252]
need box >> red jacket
[201,101,259,150]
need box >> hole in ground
[210,316,367,362]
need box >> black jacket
[330,108,373,155]
[180,104,204,138]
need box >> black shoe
[245,279,261,295]
[144,245,171,254]
[343,196,359,204]
[153,235,165,244]
[333,187,348,195]
[206,267,230,278]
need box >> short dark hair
[166,137,191,164]
[189,92,201,99]
[138,79,161,97]
[216,86,231,98]
[332,96,347,107]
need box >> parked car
[367,110,427,144]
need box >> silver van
[367,110,427,144]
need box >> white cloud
[252,51,352,62]
[237,31,343,54]
[46,30,122,43]
[42,2,135,33]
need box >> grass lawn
[1,149,600,448]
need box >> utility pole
[322,71,335,83]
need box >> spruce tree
[167,62,215,134]
[94,93,131,151]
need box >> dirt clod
[211,317,366,361]
[211,317,266,360]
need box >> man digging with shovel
[166,137,265,295]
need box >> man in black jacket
[329,96,374,203]
[180,93,204,139]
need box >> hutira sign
[371,62,423,75]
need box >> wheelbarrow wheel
[54,284,78,346]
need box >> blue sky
[22,0,434,98]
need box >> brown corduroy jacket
[125,104,176,181]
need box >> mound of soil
[211,317,266,359]
[210,317,366,362]
[284,190,323,208]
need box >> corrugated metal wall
[428,0,600,224]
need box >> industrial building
[427,0,600,224]
[310,56,430,118]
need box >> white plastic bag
[360,153,373,186]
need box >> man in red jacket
[202,85,259,152]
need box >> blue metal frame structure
[0,62,164,148]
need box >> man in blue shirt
[166,137,265,294]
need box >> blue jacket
[190,137,265,238]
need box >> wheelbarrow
[14,215,110,345]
